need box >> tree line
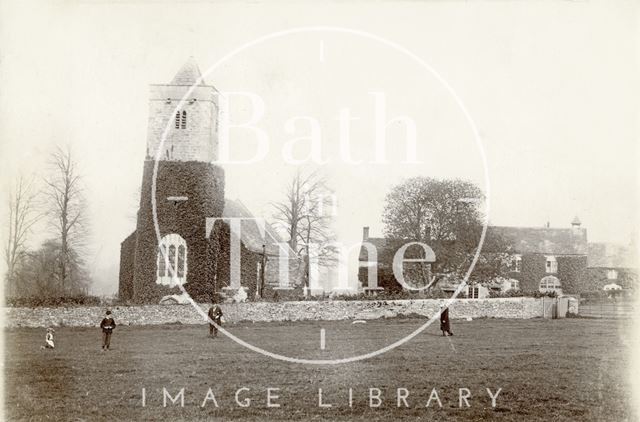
[4,146,90,298]
[271,172,512,291]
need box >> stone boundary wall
[1,297,571,328]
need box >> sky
[0,0,638,295]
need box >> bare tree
[272,170,337,286]
[44,146,88,293]
[4,175,41,296]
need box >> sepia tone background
[0,0,637,295]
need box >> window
[545,256,557,273]
[158,245,167,276]
[607,269,618,280]
[156,233,187,286]
[177,245,186,277]
[468,285,480,299]
[539,276,562,294]
[174,111,187,129]
[510,255,522,272]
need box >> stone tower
[128,58,226,303]
[145,57,219,162]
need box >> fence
[578,299,635,319]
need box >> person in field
[208,302,223,338]
[41,328,55,349]
[440,303,453,336]
[100,310,116,351]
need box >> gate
[542,297,569,319]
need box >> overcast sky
[0,1,638,294]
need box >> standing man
[100,310,116,351]
[208,301,223,338]
[440,303,453,336]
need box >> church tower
[145,57,219,162]
[126,58,226,303]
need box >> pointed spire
[170,57,205,86]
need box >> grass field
[4,317,636,421]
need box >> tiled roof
[358,237,435,263]
[587,242,636,268]
[170,57,205,86]
[487,226,587,255]
[222,199,296,257]
[359,224,589,263]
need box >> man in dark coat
[208,302,223,338]
[100,310,116,350]
[439,303,453,336]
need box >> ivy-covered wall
[118,232,136,301]
[507,254,587,293]
[509,254,546,291]
[121,160,285,303]
[557,255,588,293]
[581,267,638,292]
[362,251,590,294]
[131,160,225,303]
[358,265,412,292]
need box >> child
[41,328,55,349]
[208,302,223,338]
[100,310,116,351]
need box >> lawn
[4,317,636,421]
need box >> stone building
[583,242,637,292]
[119,59,303,303]
[357,227,436,293]
[358,218,596,294]
[487,218,588,294]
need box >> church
[118,59,304,303]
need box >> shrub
[488,289,557,299]
[5,295,103,307]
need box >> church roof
[222,199,297,257]
[170,57,205,86]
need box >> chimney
[363,226,370,241]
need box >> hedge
[5,295,103,307]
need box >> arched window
[175,111,180,129]
[539,276,562,294]
[181,111,187,129]
[156,234,188,286]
